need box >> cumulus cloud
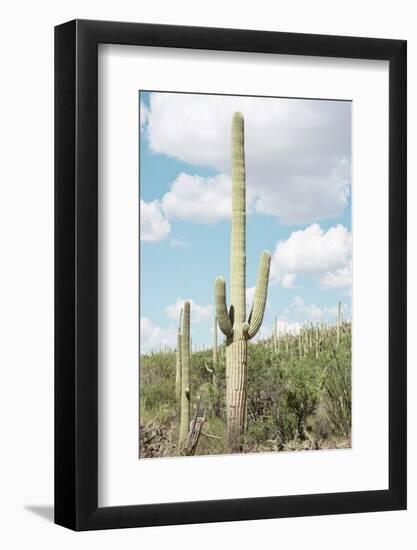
[169,238,189,247]
[287,296,335,323]
[246,286,271,312]
[142,92,351,225]
[246,287,256,310]
[140,199,171,241]
[276,319,302,336]
[270,223,352,289]
[140,101,149,131]
[321,264,352,289]
[291,296,324,321]
[281,273,296,289]
[161,173,231,224]
[254,157,350,225]
[278,296,350,327]
[140,318,176,353]
[165,298,213,323]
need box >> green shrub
[139,323,352,456]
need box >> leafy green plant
[140,320,352,458]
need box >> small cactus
[175,308,183,402]
[213,316,218,365]
[215,113,271,453]
[179,301,191,450]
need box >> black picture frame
[55,19,407,531]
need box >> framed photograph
[55,20,406,530]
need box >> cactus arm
[248,250,271,340]
[179,301,191,448]
[230,112,246,327]
[175,332,182,400]
[204,362,214,374]
[215,276,234,338]
[213,316,218,364]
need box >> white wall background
[0,1,414,548]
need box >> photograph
[139,91,352,458]
[0,0,410,542]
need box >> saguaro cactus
[215,112,271,453]
[175,308,183,402]
[205,315,218,386]
[213,316,218,364]
[179,301,191,450]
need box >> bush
[320,332,352,437]
[139,324,352,457]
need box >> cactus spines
[205,316,218,387]
[230,112,247,331]
[213,316,218,365]
[175,308,183,402]
[179,301,191,450]
[215,277,234,337]
[215,112,271,453]
[247,251,271,339]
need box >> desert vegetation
[140,315,351,458]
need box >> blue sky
[140,91,351,352]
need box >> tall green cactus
[213,316,218,364]
[175,308,183,402]
[179,301,191,450]
[215,112,271,453]
[205,315,218,386]
[212,316,218,388]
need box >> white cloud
[287,296,329,323]
[140,101,149,131]
[276,320,302,336]
[246,286,271,312]
[165,298,213,323]
[254,157,350,225]
[292,296,323,320]
[140,318,176,353]
[161,173,230,224]
[140,199,171,241]
[321,264,352,289]
[279,296,350,327]
[281,273,296,289]
[270,223,352,289]
[169,238,189,247]
[254,324,272,340]
[246,287,255,309]
[142,92,351,225]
